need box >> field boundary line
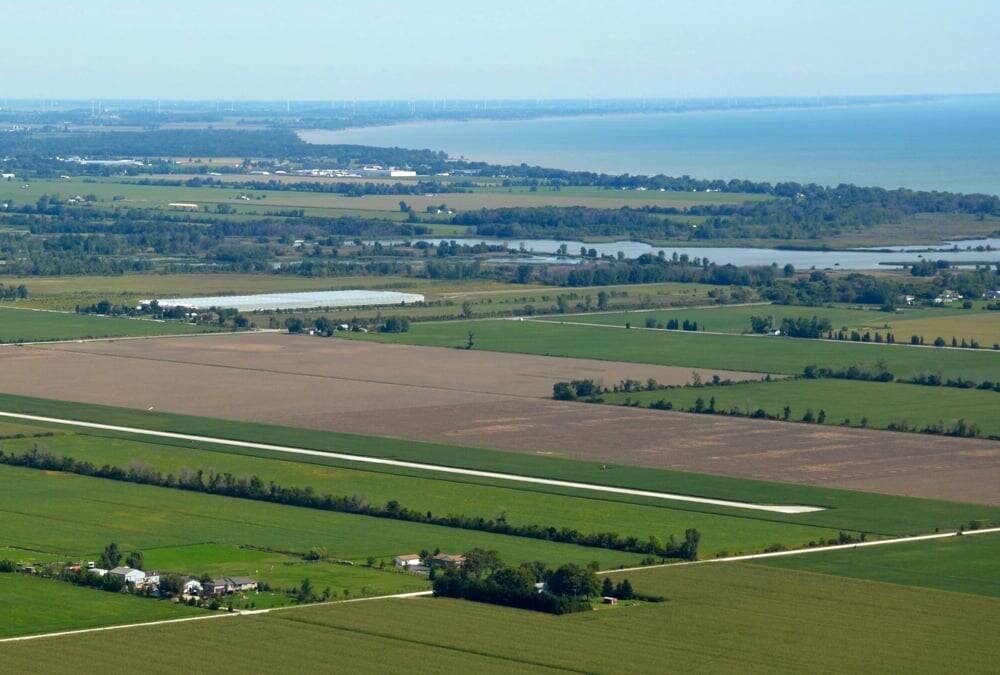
[600,526,1000,574]
[0,410,823,514]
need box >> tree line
[0,447,701,560]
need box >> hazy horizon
[4,1,999,100]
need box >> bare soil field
[0,333,997,504]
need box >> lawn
[348,317,1000,380]
[0,464,643,571]
[601,378,1000,438]
[0,306,217,342]
[0,573,203,638]
[0,393,997,537]
[3,563,997,672]
[752,532,1000,597]
[2,431,848,559]
[579,302,1000,347]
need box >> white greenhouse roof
[146,290,425,311]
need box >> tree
[547,563,599,597]
[601,576,614,597]
[466,331,475,349]
[99,542,121,569]
[552,382,577,401]
[285,317,304,334]
[297,577,314,603]
[125,551,144,570]
[462,300,473,319]
[749,315,773,334]
[158,574,183,597]
[615,579,635,600]
[597,291,609,310]
[463,548,502,578]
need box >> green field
[601,378,1000,438]
[3,563,997,672]
[0,306,218,342]
[0,573,202,638]
[0,464,642,570]
[578,302,1000,347]
[0,393,997,537]
[754,533,1000,597]
[1,430,847,559]
[348,317,1000,380]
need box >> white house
[394,554,422,568]
[108,566,146,585]
[182,579,203,596]
[0,173,14,180]
[985,290,1000,299]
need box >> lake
[303,96,1000,196]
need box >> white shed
[394,554,422,568]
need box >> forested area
[454,183,1000,241]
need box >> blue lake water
[303,96,1000,196]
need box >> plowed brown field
[1,332,997,504]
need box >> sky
[4,0,1000,100]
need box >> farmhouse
[204,576,258,595]
[394,554,422,568]
[108,566,146,585]
[432,553,466,568]
[167,202,200,211]
[985,289,1000,299]
[228,576,259,592]
[182,578,203,597]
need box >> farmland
[568,305,1000,347]
[0,176,770,220]
[601,378,1000,438]
[0,306,218,342]
[3,562,998,672]
[753,532,1000,597]
[1,114,999,671]
[0,463,643,568]
[1,332,999,504]
[1,392,998,531]
[352,316,1000,380]
[0,573,202,638]
[576,302,1000,347]
[0,271,728,321]
[0,430,851,558]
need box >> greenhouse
[144,290,425,312]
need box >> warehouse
[141,290,425,312]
